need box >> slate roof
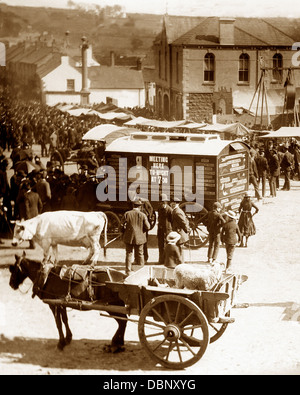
[166,16,300,47]
[88,66,145,89]
[36,53,62,78]
[154,15,206,44]
[18,47,54,64]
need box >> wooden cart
[44,264,247,369]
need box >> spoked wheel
[180,202,209,249]
[209,311,230,343]
[104,211,121,244]
[138,295,210,369]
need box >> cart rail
[42,264,247,369]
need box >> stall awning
[124,116,150,126]
[177,122,207,130]
[97,112,132,121]
[199,122,250,136]
[82,124,138,143]
[67,108,92,117]
[124,118,186,128]
[260,127,300,138]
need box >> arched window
[273,53,283,82]
[204,53,215,82]
[239,53,249,82]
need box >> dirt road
[1,177,300,375]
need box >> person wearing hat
[238,191,259,247]
[163,231,183,268]
[221,210,241,272]
[267,149,280,197]
[281,145,294,191]
[206,202,226,264]
[255,149,269,198]
[170,197,190,261]
[157,193,173,265]
[120,199,150,275]
[249,150,261,201]
[35,170,52,212]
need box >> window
[239,53,249,83]
[204,53,215,82]
[66,79,75,91]
[165,47,168,81]
[273,53,283,82]
[158,50,161,79]
[176,51,179,83]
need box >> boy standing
[207,202,226,264]
[221,210,241,272]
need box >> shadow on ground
[0,334,162,372]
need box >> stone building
[153,16,300,122]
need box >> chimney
[137,58,142,71]
[64,30,70,54]
[110,51,115,67]
[81,36,90,105]
[219,18,235,46]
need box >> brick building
[153,16,300,123]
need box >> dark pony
[9,253,127,352]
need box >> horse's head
[9,252,29,290]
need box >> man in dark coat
[157,194,173,265]
[249,151,261,200]
[294,144,300,180]
[121,199,150,275]
[23,181,43,249]
[34,170,52,212]
[281,146,294,191]
[268,149,280,197]
[255,149,269,198]
[170,198,190,262]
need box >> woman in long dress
[238,191,259,247]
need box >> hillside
[0,4,163,65]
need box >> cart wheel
[105,211,121,243]
[138,294,210,369]
[209,311,230,343]
[179,202,209,249]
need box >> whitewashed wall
[89,88,145,108]
[42,56,82,93]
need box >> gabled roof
[36,53,62,78]
[19,47,54,64]
[168,16,298,47]
[88,66,145,89]
[154,15,206,45]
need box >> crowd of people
[1,95,300,272]
[0,96,110,240]
[249,138,300,200]
[0,96,102,154]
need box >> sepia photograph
[0,0,300,378]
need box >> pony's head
[9,252,29,290]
